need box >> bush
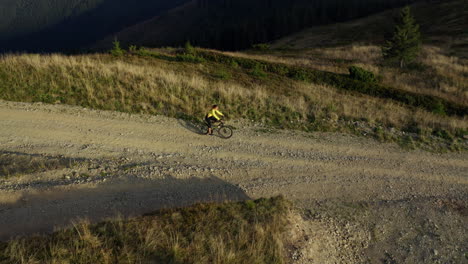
[348,66,377,83]
[176,54,205,63]
[110,40,125,57]
[184,41,195,55]
[289,68,309,81]
[229,60,240,69]
[252,43,270,51]
[250,64,267,78]
[213,69,231,80]
[128,45,138,53]
[432,101,446,116]
[136,48,155,57]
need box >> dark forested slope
[99,0,421,51]
[0,0,188,52]
[2,0,424,52]
[0,0,103,40]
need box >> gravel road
[0,100,467,263]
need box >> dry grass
[0,51,466,151]
[0,196,290,264]
[270,0,468,57]
[0,152,77,179]
[293,82,465,132]
[233,45,468,106]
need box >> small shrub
[128,45,138,53]
[213,69,231,80]
[433,129,453,141]
[373,127,386,141]
[176,54,205,64]
[252,43,270,51]
[229,60,240,69]
[110,40,125,57]
[184,41,195,55]
[454,129,467,138]
[136,47,153,57]
[348,66,377,83]
[38,93,54,103]
[250,64,267,78]
[290,69,309,81]
[431,101,446,116]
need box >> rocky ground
[0,100,467,263]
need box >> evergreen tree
[110,39,125,57]
[382,6,421,68]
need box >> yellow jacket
[207,109,224,120]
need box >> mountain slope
[0,0,189,52]
[0,0,103,41]
[95,0,420,51]
[272,0,468,56]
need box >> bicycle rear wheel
[218,126,233,139]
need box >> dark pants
[205,116,218,129]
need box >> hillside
[1,45,466,151]
[218,0,468,113]
[271,0,468,57]
[0,0,102,40]
[0,0,188,52]
[96,0,420,51]
[0,1,467,263]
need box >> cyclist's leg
[205,116,215,135]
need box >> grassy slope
[271,0,468,57]
[0,196,290,264]
[0,47,466,151]
[266,0,467,106]
[1,3,466,152]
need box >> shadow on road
[177,119,228,139]
[177,119,205,135]
[0,176,250,241]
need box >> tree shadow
[0,175,249,241]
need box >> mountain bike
[204,120,234,139]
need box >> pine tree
[110,39,125,57]
[382,6,421,68]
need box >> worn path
[0,101,467,263]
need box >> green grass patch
[212,69,232,80]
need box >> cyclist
[205,105,224,135]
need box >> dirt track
[0,100,467,263]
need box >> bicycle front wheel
[218,126,233,139]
